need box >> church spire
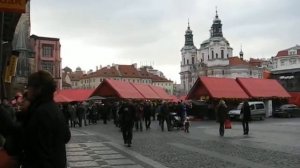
[210,9,223,38]
[184,19,194,46]
[239,44,244,60]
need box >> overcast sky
[30,0,300,83]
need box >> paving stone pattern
[67,142,144,168]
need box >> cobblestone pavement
[67,118,300,168]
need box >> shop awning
[149,85,172,100]
[131,83,160,99]
[187,77,249,100]
[91,79,144,99]
[54,89,94,102]
[237,78,290,98]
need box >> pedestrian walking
[144,101,152,130]
[119,101,136,147]
[216,99,228,136]
[135,103,144,131]
[160,102,171,131]
[241,101,251,135]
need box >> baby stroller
[169,112,183,130]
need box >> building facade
[271,45,300,92]
[63,64,174,95]
[180,11,263,94]
[30,35,62,90]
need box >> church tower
[198,10,233,64]
[180,21,197,94]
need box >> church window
[216,53,218,59]
[187,59,189,64]
[227,54,229,58]
[192,57,195,64]
[221,50,224,59]
[212,51,214,59]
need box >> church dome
[76,67,82,71]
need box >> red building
[30,35,62,90]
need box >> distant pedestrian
[144,101,152,130]
[119,101,136,147]
[216,99,228,136]
[160,102,171,131]
[241,101,251,135]
[184,117,190,133]
[135,103,144,131]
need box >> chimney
[96,66,98,71]
[99,65,102,69]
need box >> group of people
[117,100,191,147]
[216,99,251,136]
[0,71,71,168]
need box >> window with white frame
[42,44,54,57]
[281,60,285,66]
[290,58,297,65]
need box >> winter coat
[22,100,71,168]
[216,104,228,123]
[119,103,136,129]
[241,102,251,121]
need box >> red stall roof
[237,78,290,98]
[131,83,160,99]
[91,79,144,99]
[54,93,72,103]
[187,77,249,100]
[289,92,300,106]
[54,89,94,102]
[149,85,172,100]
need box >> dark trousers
[219,122,224,136]
[135,120,143,131]
[242,121,249,134]
[122,126,133,145]
[78,116,82,127]
[145,117,151,129]
[161,117,170,131]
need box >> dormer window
[289,49,296,55]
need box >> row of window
[77,77,154,85]
[73,78,172,88]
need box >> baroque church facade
[180,11,263,94]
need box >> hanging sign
[4,65,11,83]
[8,55,18,76]
[0,0,26,13]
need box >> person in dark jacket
[160,102,171,131]
[241,101,251,135]
[119,101,136,147]
[144,101,152,130]
[0,71,71,168]
[216,99,228,136]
